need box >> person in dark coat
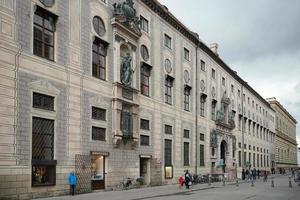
[252,168,257,180]
[245,169,250,180]
[242,169,245,180]
[257,169,260,179]
[184,170,191,189]
[68,171,77,196]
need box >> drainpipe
[14,44,23,165]
[241,83,245,170]
[195,45,199,175]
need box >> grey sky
[158,0,300,142]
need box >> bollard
[251,177,254,187]
[236,178,239,187]
[208,176,211,186]
[271,178,274,188]
[289,177,292,188]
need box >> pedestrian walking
[178,175,184,189]
[68,171,77,196]
[242,168,245,180]
[253,168,256,180]
[245,169,250,180]
[184,170,192,189]
[263,171,268,182]
[257,169,260,179]
[291,168,295,178]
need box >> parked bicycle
[116,177,133,190]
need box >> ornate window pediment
[29,80,60,96]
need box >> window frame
[200,94,207,117]
[92,37,107,80]
[140,135,150,146]
[140,15,149,33]
[141,64,151,96]
[164,124,173,135]
[184,48,190,61]
[140,119,150,130]
[183,142,190,166]
[211,68,216,79]
[164,34,172,49]
[165,76,174,105]
[92,126,106,141]
[91,106,106,121]
[200,60,206,71]
[33,6,56,61]
[184,86,191,111]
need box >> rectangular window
[222,77,225,86]
[183,129,190,138]
[92,126,106,141]
[140,119,150,130]
[32,117,56,186]
[184,142,189,166]
[33,92,54,111]
[211,68,216,79]
[184,86,191,111]
[164,139,172,166]
[200,144,205,166]
[211,100,217,120]
[92,38,107,80]
[244,152,247,165]
[164,34,172,49]
[200,60,205,71]
[231,84,234,93]
[200,94,207,117]
[141,64,151,96]
[184,48,190,61]
[165,125,172,135]
[165,76,173,104]
[32,165,56,187]
[140,15,149,33]
[140,135,150,146]
[238,89,241,97]
[33,7,56,61]
[238,151,241,167]
[200,133,205,141]
[248,97,250,105]
[32,117,54,160]
[253,153,256,167]
[92,107,106,121]
[257,154,260,167]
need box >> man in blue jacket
[68,171,77,196]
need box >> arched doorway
[220,140,227,173]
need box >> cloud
[159,0,300,141]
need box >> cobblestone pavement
[38,175,300,200]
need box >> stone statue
[113,0,140,28]
[121,53,133,87]
[216,105,225,122]
[228,110,236,128]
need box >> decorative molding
[28,79,60,95]
[89,96,110,109]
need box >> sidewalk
[37,174,283,200]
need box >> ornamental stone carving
[120,53,133,87]
[113,0,140,34]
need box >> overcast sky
[158,0,300,143]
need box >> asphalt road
[38,175,300,200]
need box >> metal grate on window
[92,107,106,121]
[32,117,54,161]
[165,125,172,135]
[92,127,106,141]
[140,135,150,146]
[140,119,150,130]
[33,92,54,111]
[183,129,189,138]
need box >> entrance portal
[220,140,227,173]
[140,157,150,185]
[91,155,105,190]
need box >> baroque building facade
[266,97,298,172]
[0,0,276,199]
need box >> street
[38,175,300,200]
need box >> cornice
[267,98,297,124]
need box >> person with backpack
[184,170,192,189]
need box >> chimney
[209,43,219,56]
